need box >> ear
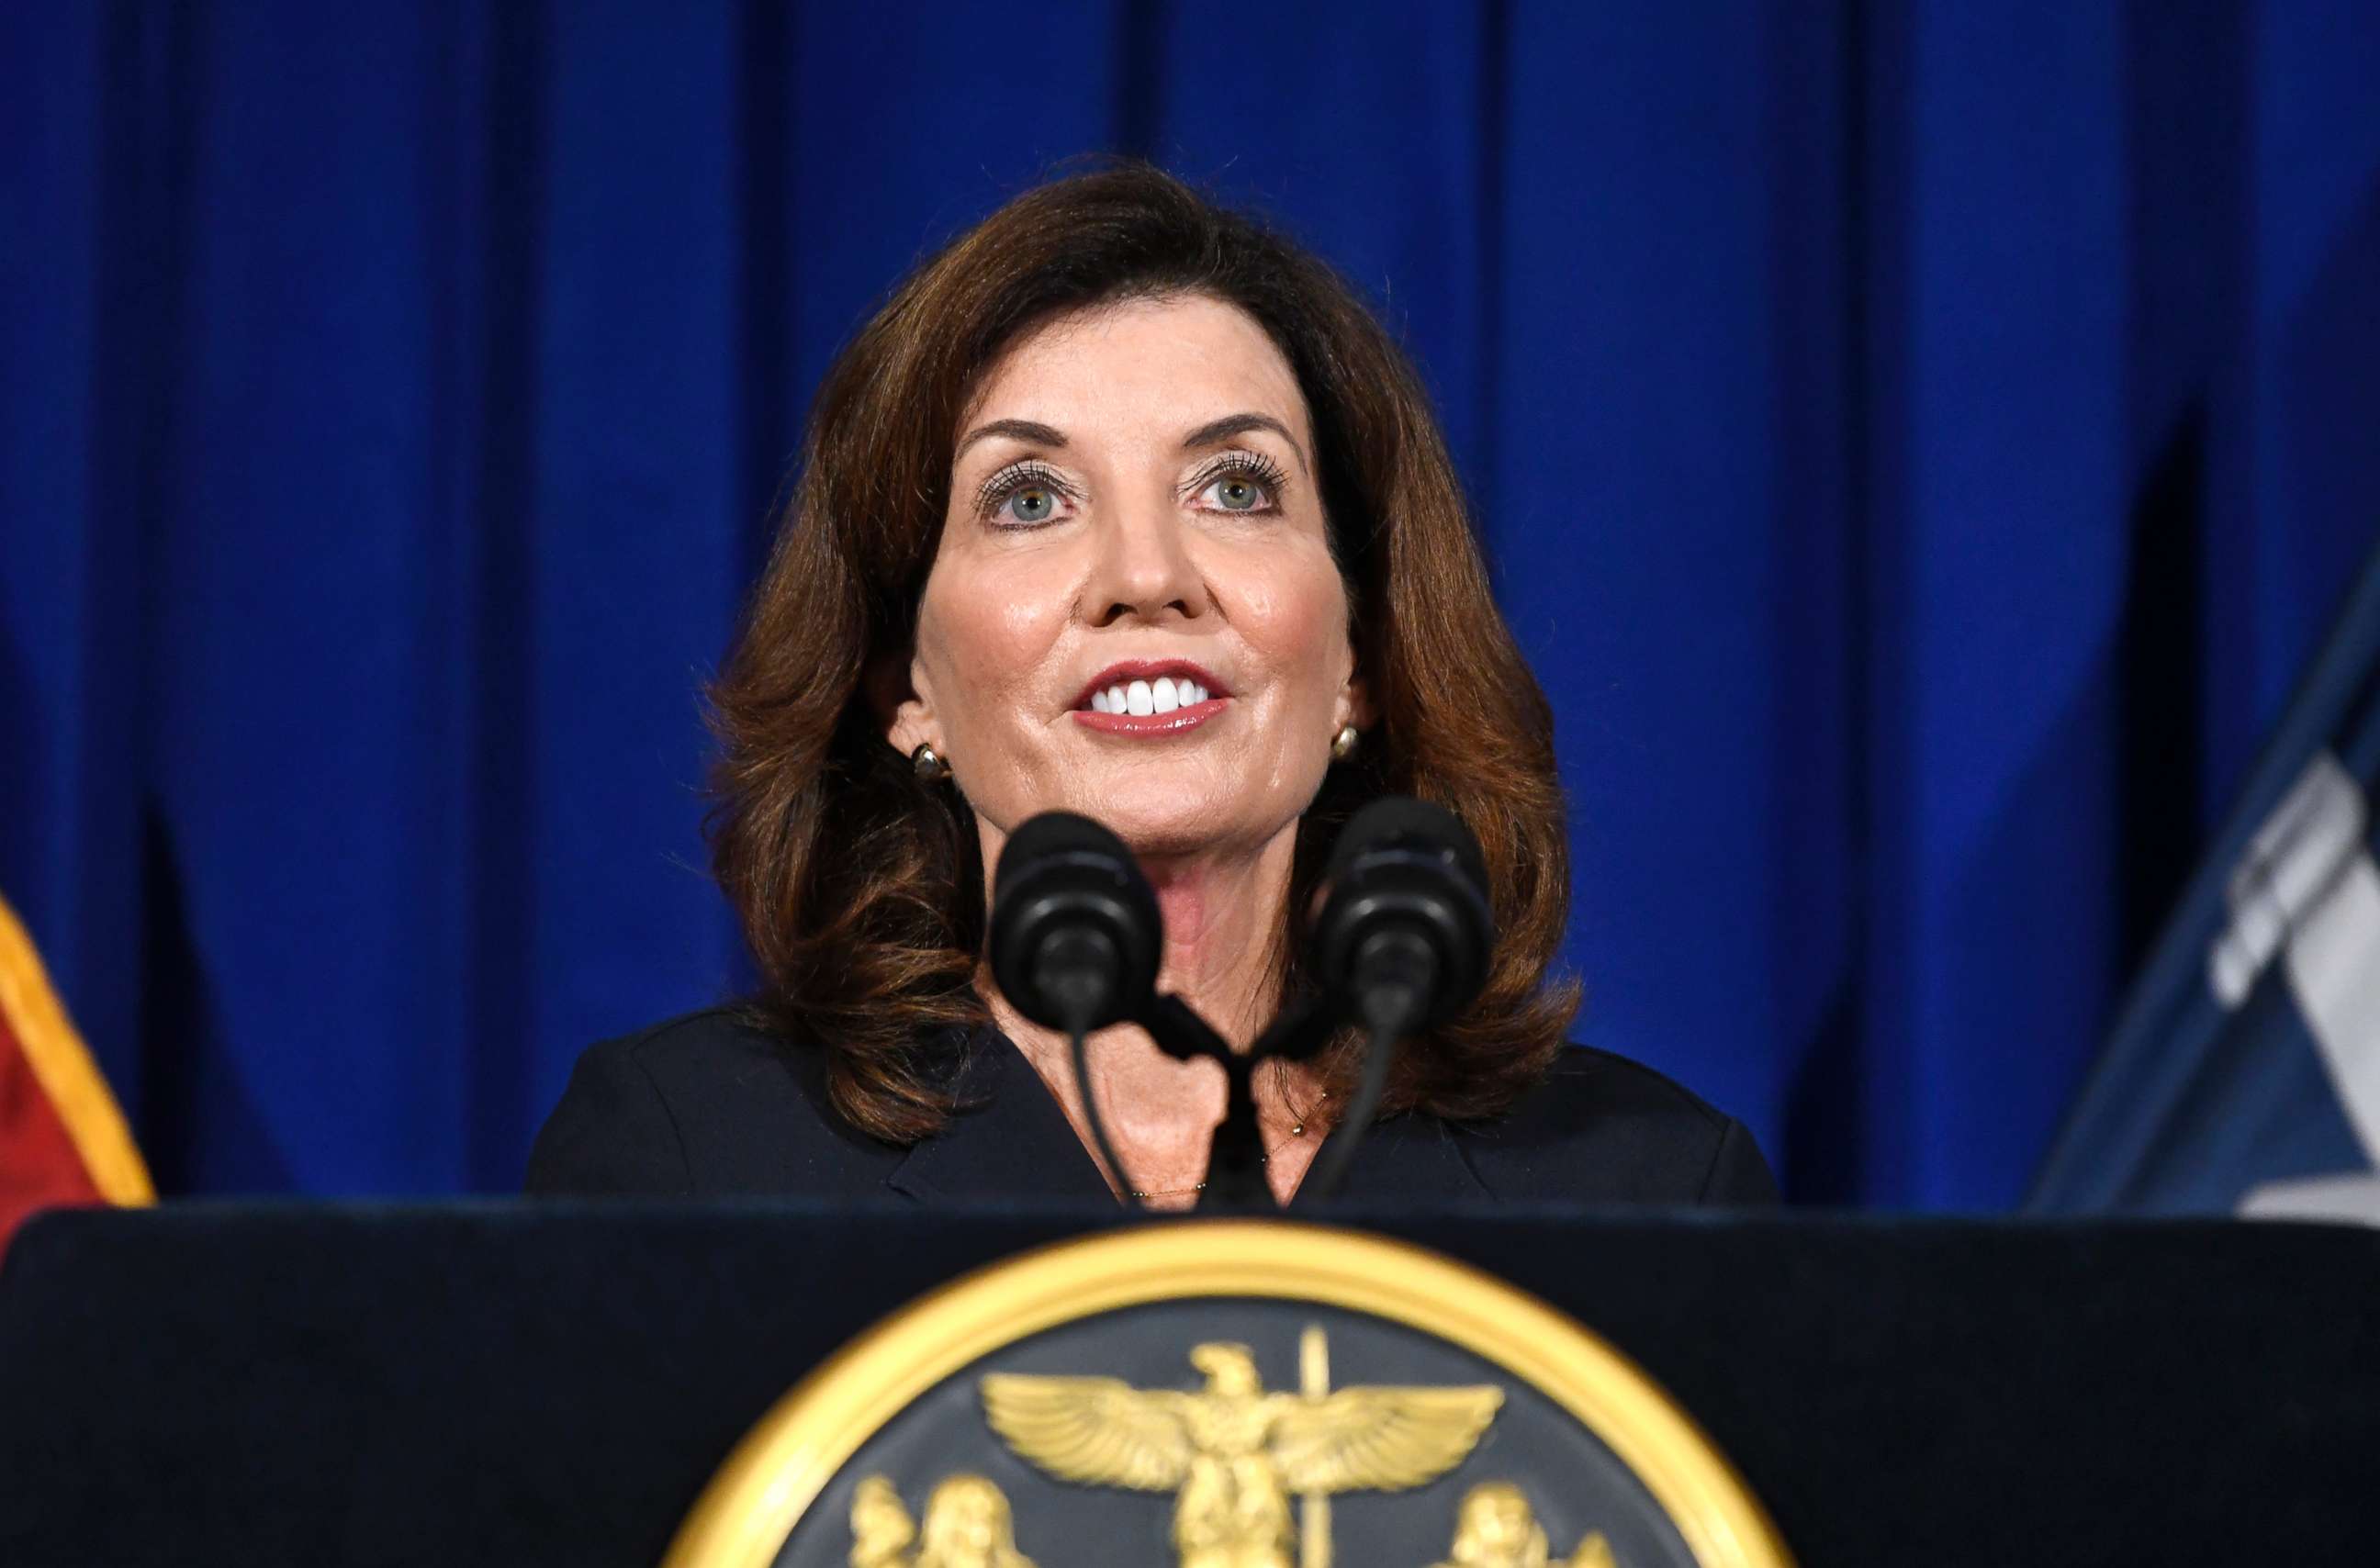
[866,651,940,759]
[1335,666,1375,734]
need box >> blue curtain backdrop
[5,2,2378,1205]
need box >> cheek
[915,553,1072,732]
[1233,553,1353,708]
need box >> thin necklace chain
[1127,1059,1330,1199]
[1274,1054,1327,1135]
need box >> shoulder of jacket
[604,1002,775,1048]
[592,1003,797,1080]
[539,1002,911,1196]
[1499,1043,1733,1137]
[1442,1042,1751,1203]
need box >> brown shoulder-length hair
[706,161,1578,1144]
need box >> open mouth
[1087,673,1209,715]
[1070,661,1231,734]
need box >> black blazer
[524,1006,1779,1206]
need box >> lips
[1069,660,1231,738]
[1069,660,1231,714]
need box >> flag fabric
[0,894,152,1253]
[2032,544,2380,1215]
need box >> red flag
[0,895,152,1255]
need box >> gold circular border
[664,1220,1792,1568]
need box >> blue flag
[2032,546,2380,1216]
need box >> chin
[1070,783,1298,863]
[1080,801,1234,858]
[1119,826,1251,863]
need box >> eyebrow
[954,418,1067,459]
[953,411,1311,475]
[1181,413,1309,476]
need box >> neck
[975,820,1327,1205]
[1134,834,1296,1047]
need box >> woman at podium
[528,163,1774,1210]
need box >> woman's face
[891,293,1363,862]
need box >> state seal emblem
[665,1222,1789,1568]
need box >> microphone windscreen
[994,810,1136,891]
[1326,797,1488,896]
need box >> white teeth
[1086,675,1216,717]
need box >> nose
[1082,495,1210,627]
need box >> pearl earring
[910,742,952,783]
[1330,724,1360,762]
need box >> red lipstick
[1069,660,1230,737]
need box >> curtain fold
[4,1,2375,1204]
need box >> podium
[1,1204,2374,1566]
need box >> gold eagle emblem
[980,1336,1502,1568]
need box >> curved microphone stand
[1132,990,1343,1210]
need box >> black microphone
[989,812,1162,1207]
[990,812,1162,1036]
[1311,796,1495,1036]
[1298,797,1495,1204]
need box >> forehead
[958,293,1310,447]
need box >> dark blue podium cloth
[2,1204,2374,1567]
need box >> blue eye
[1188,450,1290,515]
[1209,476,1263,511]
[977,461,1073,527]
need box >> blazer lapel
[883,1028,1115,1203]
[884,1024,1495,1206]
[1303,1106,1497,1205]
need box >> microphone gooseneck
[1297,797,1496,1204]
[985,800,1495,1212]
[989,812,1163,1207]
